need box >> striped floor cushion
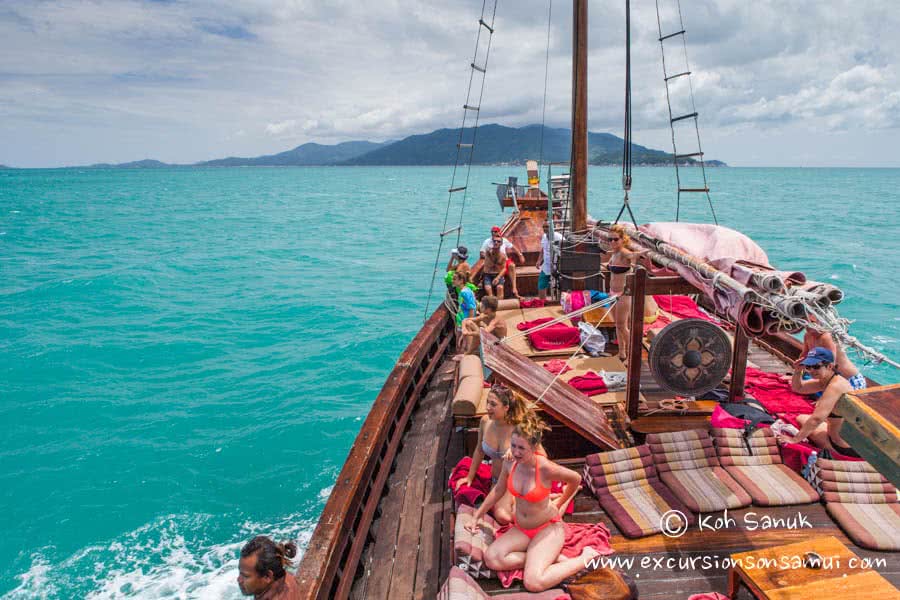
[454,505,498,579]
[438,566,571,600]
[711,427,818,506]
[825,503,900,552]
[815,459,900,552]
[648,430,751,513]
[584,445,695,538]
[724,464,820,506]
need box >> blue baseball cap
[800,347,834,366]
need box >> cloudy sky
[1,0,898,168]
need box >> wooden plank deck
[347,323,898,599]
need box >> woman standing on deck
[465,416,599,592]
[606,224,649,363]
[454,384,529,524]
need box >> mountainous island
[69,124,725,168]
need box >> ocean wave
[4,512,317,599]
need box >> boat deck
[349,343,900,599]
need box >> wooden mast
[571,0,588,234]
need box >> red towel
[448,456,493,507]
[568,372,609,396]
[744,367,814,415]
[643,312,672,334]
[517,317,555,331]
[495,522,614,587]
[528,325,581,351]
[542,359,573,376]
[520,298,547,308]
[653,295,714,322]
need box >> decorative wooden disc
[649,319,732,396]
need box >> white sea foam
[4,514,317,600]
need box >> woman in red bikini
[464,415,598,592]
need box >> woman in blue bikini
[455,384,532,524]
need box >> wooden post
[570,0,588,234]
[729,325,750,401]
[626,267,646,419]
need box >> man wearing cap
[778,347,861,458]
[444,245,472,293]
[797,321,866,392]
[480,226,525,298]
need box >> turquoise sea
[1,166,898,598]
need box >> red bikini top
[507,454,550,503]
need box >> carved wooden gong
[649,318,732,396]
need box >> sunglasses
[805,363,826,371]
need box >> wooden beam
[729,325,750,401]
[480,331,622,450]
[626,268,646,419]
[836,384,900,488]
[570,0,588,234]
[626,274,697,296]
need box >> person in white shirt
[535,221,563,299]
[480,226,525,298]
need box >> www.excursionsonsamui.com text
[586,554,887,572]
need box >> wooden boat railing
[295,304,455,600]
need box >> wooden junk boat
[298,2,900,598]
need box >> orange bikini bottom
[514,514,562,539]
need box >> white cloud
[0,1,898,167]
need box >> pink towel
[448,456,493,507]
[710,404,750,429]
[496,522,614,587]
[744,367,814,415]
[566,291,589,324]
[653,295,712,321]
[542,359,573,376]
[688,594,729,600]
[568,372,609,396]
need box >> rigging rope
[525,301,618,408]
[500,295,617,344]
[423,0,499,322]
[537,0,553,171]
[615,0,639,228]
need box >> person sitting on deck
[454,384,537,524]
[536,221,563,300]
[777,347,862,458]
[444,246,472,293]
[465,415,599,592]
[460,296,508,355]
[481,226,525,298]
[482,238,509,298]
[237,536,299,599]
[795,319,866,392]
[605,224,650,363]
